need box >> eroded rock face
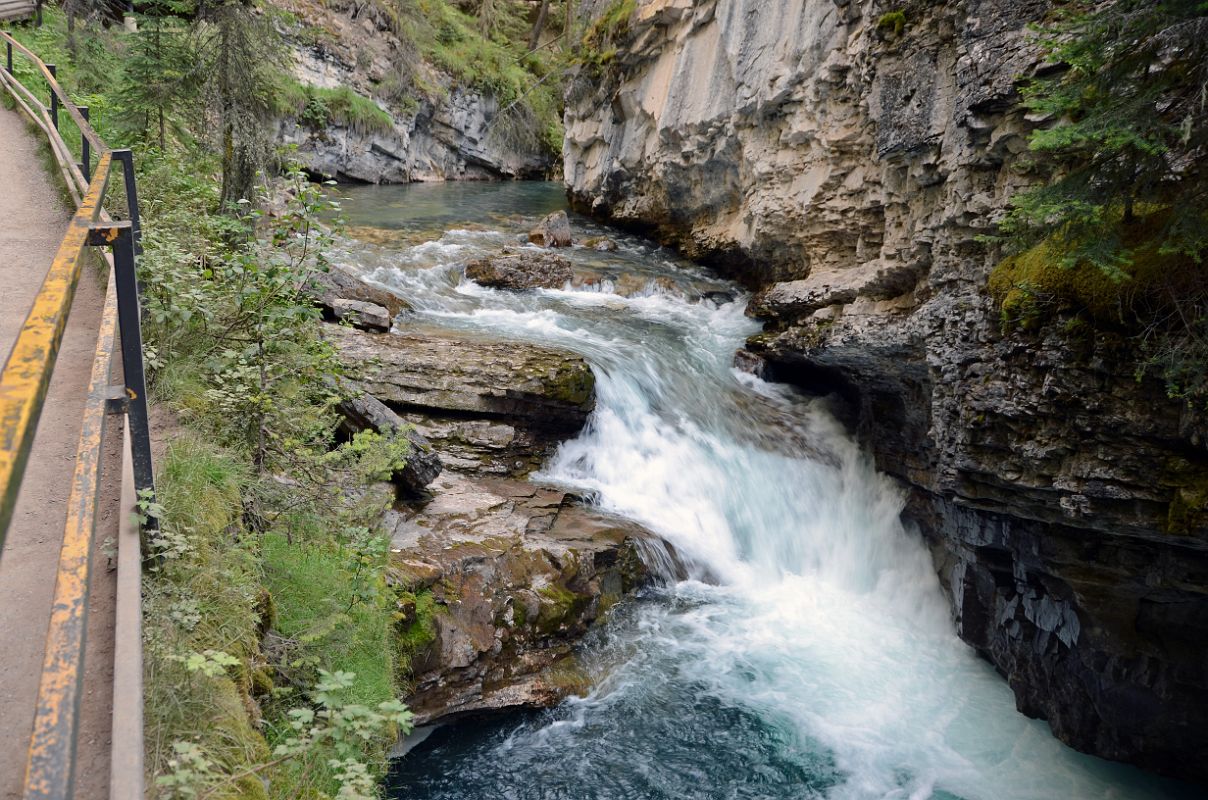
[564,0,1208,782]
[324,323,595,434]
[387,472,670,724]
[324,314,674,724]
[275,0,555,181]
[465,249,574,290]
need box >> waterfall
[327,183,1189,800]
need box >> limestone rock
[465,250,574,291]
[323,323,595,434]
[528,210,574,247]
[400,413,548,477]
[274,0,554,182]
[331,299,392,332]
[309,263,410,319]
[582,236,619,252]
[564,0,1208,781]
[387,472,677,724]
[338,392,443,493]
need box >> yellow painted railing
[0,27,152,800]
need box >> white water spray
[329,187,1189,800]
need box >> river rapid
[329,182,1193,800]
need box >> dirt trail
[0,105,118,799]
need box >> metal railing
[0,28,153,800]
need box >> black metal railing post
[46,63,57,129]
[109,224,155,511]
[36,0,43,27]
[79,107,90,181]
[5,42,11,75]
[113,149,142,255]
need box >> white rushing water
[332,185,1191,800]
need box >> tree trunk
[478,0,495,35]
[528,0,551,51]
[219,20,237,209]
[563,0,576,47]
[66,4,77,57]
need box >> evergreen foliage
[998,0,1208,405]
[1005,0,1208,270]
[117,0,198,150]
[196,0,286,209]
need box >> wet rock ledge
[386,474,658,724]
[315,268,666,725]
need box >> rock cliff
[274,0,556,181]
[563,0,1208,783]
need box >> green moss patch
[276,78,395,136]
[395,588,439,675]
[877,11,907,36]
[988,212,1199,330]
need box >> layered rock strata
[387,473,667,724]
[564,0,1208,782]
[275,0,554,181]
[323,282,666,723]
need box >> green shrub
[989,209,1208,406]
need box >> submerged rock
[528,210,573,248]
[388,471,676,724]
[465,249,574,291]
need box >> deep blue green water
[330,181,1199,800]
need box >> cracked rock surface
[564,0,1208,781]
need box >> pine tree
[1003,0,1208,275]
[1002,0,1208,403]
[196,0,283,211]
[116,0,198,151]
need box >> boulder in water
[582,236,618,252]
[465,249,573,291]
[528,210,573,247]
[387,471,680,725]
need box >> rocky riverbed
[309,247,677,725]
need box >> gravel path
[0,103,117,800]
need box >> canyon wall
[563,0,1208,783]
[275,0,555,181]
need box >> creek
[330,182,1192,800]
